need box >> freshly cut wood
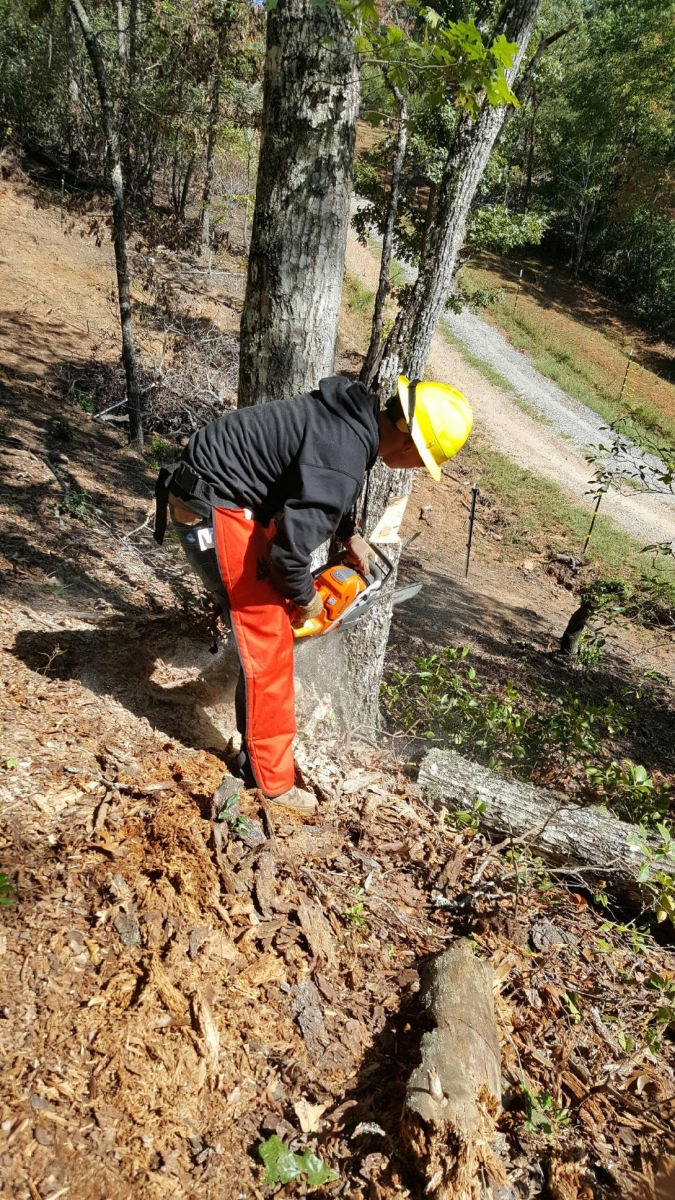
[403,938,506,1199]
[419,750,674,902]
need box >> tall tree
[69,0,143,446]
[237,0,359,407]
[376,0,543,397]
[346,0,545,730]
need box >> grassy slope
[459,257,675,447]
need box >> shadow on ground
[11,612,241,753]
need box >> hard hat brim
[397,377,443,482]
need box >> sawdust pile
[2,613,675,1200]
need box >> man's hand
[295,589,324,620]
[345,533,376,575]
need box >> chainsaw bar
[391,580,423,606]
[337,578,423,629]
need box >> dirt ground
[3,168,675,1200]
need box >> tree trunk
[128,0,138,74]
[419,749,675,904]
[179,154,195,221]
[171,153,180,218]
[573,201,593,279]
[115,0,127,66]
[70,0,143,447]
[376,0,543,399]
[559,598,594,657]
[238,0,359,407]
[360,85,408,389]
[242,136,253,249]
[341,462,411,734]
[201,70,222,250]
[341,0,544,737]
[418,180,438,272]
[403,939,505,1200]
[523,108,536,211]
[65,7,82,172]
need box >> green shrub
[62,486,90,520]
[383,644,670,827]
[149,436,174,471]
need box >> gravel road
[445,307,672,496]
[446,307,611,448]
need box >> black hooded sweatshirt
[172,376,380,607]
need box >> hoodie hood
[317,376,380,467]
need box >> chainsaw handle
[369,541,395,587]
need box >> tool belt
[154,461,227,544]
[169,493,201,525]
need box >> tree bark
[573,201,593,279]
[65,7,82,173]
[419,749,675,903]
[418,180,438,272]
[360,85,408,389]
[70,0,143,447]
[238,0,359,407]
[179,154,195,221]
[115,0,127,66]
[559,597,594,657]
[376,0,544,399]
[341,462,411,734]
[201,70,222,250]
[403,939,505,1200]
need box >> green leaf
[490,33,518,69]
[4,758,19,770]
[259,1135,303,1185]
[257,1135,339,1189]
[297,1148,340,1187]
[0,874,14,906]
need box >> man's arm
[268,466,360,606]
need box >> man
[154,373,472,810]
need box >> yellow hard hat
[396,376,473,482]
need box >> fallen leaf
[191,988,220,1073]
[293,1098,328,1134]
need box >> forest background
[2,0,674,342]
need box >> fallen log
[403,938,506,1199]
[419,749,675,904]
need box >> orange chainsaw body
[292,561,369,639]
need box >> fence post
[465,483,479,578]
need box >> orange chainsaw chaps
[213,506,296,798]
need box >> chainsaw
[292,543,422,639]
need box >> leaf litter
[1,600,675,1200]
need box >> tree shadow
[10,612,241,753]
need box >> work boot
[266,785,317,813]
